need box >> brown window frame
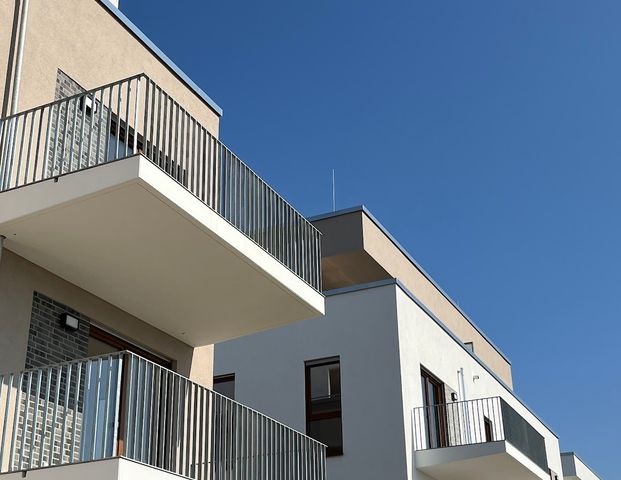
[305,357,343,457]
[89,324,172,369]
[421,367,448,449]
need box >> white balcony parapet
[0,74,321,292]
[0,352,326,479]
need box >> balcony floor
[414,441,549,480]
[0,155,324,346]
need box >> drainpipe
[10,0,30,115]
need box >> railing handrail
[0,74,145,123]
[0,351,327,478]
[0,72,322,240]
[413,395,501,410]
[0,73,323,291]
[0,350,326,449]
[120,350,327,447]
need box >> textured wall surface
[25,291,90,369]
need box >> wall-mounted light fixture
[60,313,80,331]
[473,375,480,382]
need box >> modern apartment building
[0,1,327,479]
[215,206,603,480]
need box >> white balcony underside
[0,155,324,346]
[0,457,188,480]
[414,441,549,480]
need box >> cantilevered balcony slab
[414,440,549,480]
[0,155,324,345]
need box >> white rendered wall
[215,284,412,480]
[215,281,563,480]
[394,285,563,479]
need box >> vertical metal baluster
[158,371,168,469]
[111,355,123,457]
[23,110,35,184]
[67,97,80,173]
[171,98,178,175]
[24,370,43,470]
[18,371,33,470]
[114,83,122,160]
[59,364,72,464]
[85,92,96,166]
[144,361,153,463]
[4,117,18,188]
[91,359,103,459]
[141,81,150,159]
[52,100,66,175]
[8,373,24,472]
[166,98,174,174]
[0,374,14,472]
[148,80,156,162]
[0,120,7,189]
[184,112,191,187]
[14,112,27,188]
[132,78,141,155]
[102,357,112,458]
[196,386,204,480]
[123,81,131,158]
[99,87,111,164]
[160,92,169,170]
[151,367,161,467]
[154,85,162,165]
[77,94,88,169]
[69,363,82,462]
[125,354,136,459]
[133,358,143,460]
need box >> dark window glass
[305,358,342,456]
[214,374,235,400]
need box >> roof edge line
[97,0,223,117]
[311,204,512,365]
[325,278,558,439]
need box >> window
[484,416,494,442]
[464,342,475,353]
[88,324,172,369]
[421,367,447,448]
[213,374,235,400]
[305,357,343,456]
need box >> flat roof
[310,205,511,365]
[98,0,223,117]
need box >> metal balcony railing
[412,396,548,472]
[0,352,326,479]
[0,74,321,291]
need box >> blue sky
[122,1,619,476]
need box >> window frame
[213,373,236,400]
[305,356,343,457]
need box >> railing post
[115,352,131,457]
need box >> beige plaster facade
[312,207,514,387]
[0,249,214,387]
[0,0,220,135]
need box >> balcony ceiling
[415,441,549,480]
[0,155,324,346]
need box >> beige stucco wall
[0,0,219,136]
[314,210,513,387]
[0,249,213,387]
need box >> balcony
[0,352,326,479]
[0,74,324,346]
[412,397,549,480]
